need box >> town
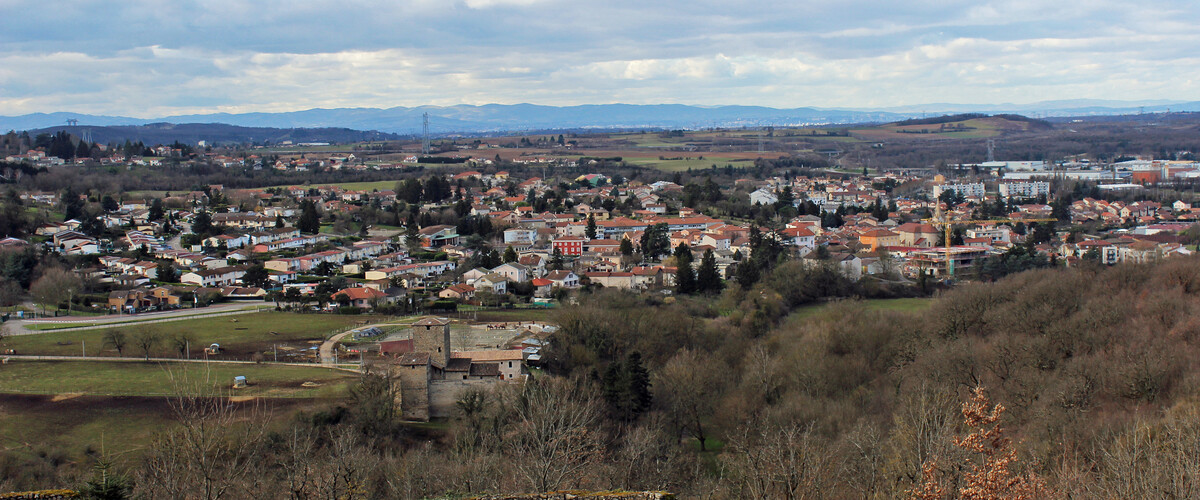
[2,115,1200,498]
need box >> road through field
[6,303,270,335]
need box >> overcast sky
[1,0,1197,117]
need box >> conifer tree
[697,249,722,293]
[676,260,696,294]
[625,352,652,418]
[585,213,597,239]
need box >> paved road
[320,331,354,365]
[7,303,270,335]
[318,321,415,365]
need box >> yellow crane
[922,205,1056,278]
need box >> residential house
[180,266,247,287]
[438,284,476,302]
[333,287,389,309]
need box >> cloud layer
[1,1,1197,116]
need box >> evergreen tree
[624,352,652,418]
[62,186,84,221]
[298,200,321,234]
[639,223,671,260]
[78,458,132,500]
[697,249,722,294]
[75,139,91,159]
[602,360,624,412]
[776,185,795,209]
[735,260,759,289]
[148,198,164,221]
[191,210,213,236]
[550,247,564,270]
[585,213,597,239]
[619,238,633,256]
[481,248,502,268]
[675,260,696,294]
[503,245,518,263]
[674,242,692,265]
[275,214,285,228]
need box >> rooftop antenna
[986,139,995,163]
[421,112,430,155]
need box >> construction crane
[922,204,1056,278]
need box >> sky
[1,0,1198,117]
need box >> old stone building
[395,317,527,421]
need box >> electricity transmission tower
[421,112,430,154]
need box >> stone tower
[412,316,451,367]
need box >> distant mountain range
[20,123,401,147]
[4,100,1199,143]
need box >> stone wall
[397,364,431,421]
[0,491,79,499]
[428,379,504,418]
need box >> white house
[181,266,247,287]
[750,188,779,206]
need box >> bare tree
[500,377,601,492]
[30,267,81,315]
[722,420,836,500]
[883,384,963,496]
[134,332,159,361]
[276,428,318,500]
[0,278,22,311]
[654,348,722,451]
[136,369,269,500]
[172,333,194,358]
[102,329,127,356]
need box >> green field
[624,157,749,172]
[266,179,400,192]
[0,360,355,398]
[3,312,381,358]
